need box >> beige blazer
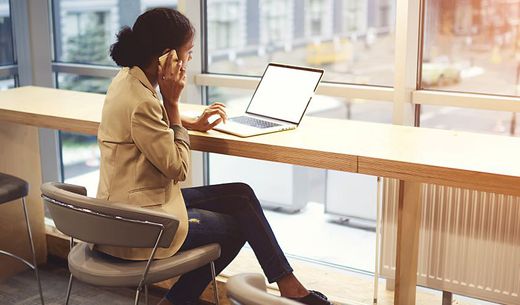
[95,66,191,260]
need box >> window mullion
[392,0,421,126]
[178,0,206,187]
[12,0,62,184]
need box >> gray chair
[41,182,221,305]
[226,273,302,305]
[0,172,45,305]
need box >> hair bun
[110,26,139,67]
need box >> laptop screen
[246,63,324,124]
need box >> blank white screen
[246,65,323,124]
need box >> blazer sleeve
[130,99,190,181]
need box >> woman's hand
[158,52,185,105]
[183,102,228,132]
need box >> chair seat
[69,242,221,287]
[227,273,303,305]
[0,172,28,204]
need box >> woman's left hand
[183,102,228,132]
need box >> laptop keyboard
[230,116,281,129]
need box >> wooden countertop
[1,86,520,196]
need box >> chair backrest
[41,182,179,248]
[226,273,302,305]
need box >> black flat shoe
[287,290,333,305]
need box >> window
[53,0,178,65]
[260,0,293,46]
[305,0,332,37]
[420,104,520,136]
[421,0,520,96]
[0,75,15,90]
[0,0,17,89]
[418,0,520,139]
[0,0,14,65]
[56,73,111,94]
[206,0,397,87]
[61,11,112,65]
[207,0,245,51]
[53,0,118,65]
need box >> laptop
[213,63,324,137]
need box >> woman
[97,7,332,305]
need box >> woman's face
[176,37,194,65]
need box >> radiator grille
[380,179,520,304]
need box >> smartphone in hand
[159,49,178,71]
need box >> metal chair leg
[134,286,142,305]
[144,285,149,305]
[210,261,219,305]
[22,197,45,305]
[65,273,74,305]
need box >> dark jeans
[165,183,293,304]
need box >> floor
[0,252,496,305]
[222,247,497,305]
[0,257,162,305]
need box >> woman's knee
[229,182,256,200]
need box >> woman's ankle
[277,273,309,298]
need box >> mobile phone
[159,49,178,70]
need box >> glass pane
[208,87,390,272]
[0,0,14,65]
[0,75,16,90]
[56,72,111,94]
[422,0,520,96]
[55,73,111,196]
[206,0,397,86]
[52,0,178,65]
[420,105,520,137]
[60,131,100,195]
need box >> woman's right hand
[158,52,186,105]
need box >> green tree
[60,12,112,93]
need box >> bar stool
[0,172,45,305]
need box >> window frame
[0,0,16,83]
[47,0,520,118]
[195,0,520,119]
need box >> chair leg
[210,261,219,305]
[144,285,149,305]
[134,286,142,305]
[65,273,74,305]
[22,197,45,305]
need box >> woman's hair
[110,8,194,67]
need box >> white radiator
[380,178,520,304]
